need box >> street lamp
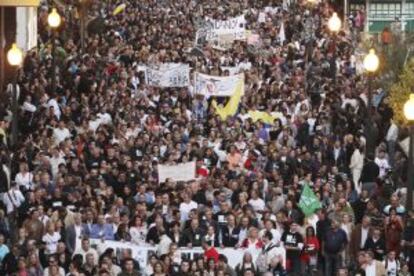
[48,8,61,94]
[328,12,341,83]
[363,49,380,156]
[404,94,414,212]
[78,0,88,53]
[6,43,23,147]
[304,0,318,94]
[363,49,380,73]
[328,12,342,33]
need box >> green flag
[298,184,322,217]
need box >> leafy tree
[388,58,414,126]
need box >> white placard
[157,161,196,183]
[194,73,244,97]
[145,63,190,87]
[90,239,286,270]
[196,15,246,47]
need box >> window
[350,4,365,14]
[407,1,414,16]
[369,2,401,18]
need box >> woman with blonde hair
[42,220,61,255]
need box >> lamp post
[6,43,23,147]
[47,8,61,94]
[304,0,317,94]
[328,12,341,83]
[404,94,414,212]
[79,0,87,53]
[363,49,379,156]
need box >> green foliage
[388,58,414,126]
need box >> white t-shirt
[42,232,61,254]
[74,225,82,252]
[53,127,71,144]
[384,259,398,276]
[2,189,25,214]
[375,157,390,178]
[259,228,281,244]
[47,98,61,120]
[365,262,376,276]
[179,201,198,222]
[50,154,66,177]
[361,227,369,248]
[248,198,265,212]
[15,172,33,190]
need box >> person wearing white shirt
[73,238,99,264]
[350,146,364,193]
[157,232,172,256]
[129,216,147,245]
[179,192,198,222]
[49,148,66,178]
[259,220,281,245]
[375,150,390,178]
[365,251,386,276]
[43,255,65,276]
[53,121,71,144]
[383,251,399,276]
[42,222,61,255]
[365,259,376,276]
[386,120,399,165]
[2,184,25,215]
[248,190,265,212]
[14,162,33,191]
[47,97,61,120]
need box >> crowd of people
[0,0,413,275]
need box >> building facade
[348,0,414,32]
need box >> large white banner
[195,73,244,97]
[157,161,196,183]
[90,239,286,271]
[145,63,190,87]
[196,15,246,47]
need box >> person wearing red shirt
[301,226,320,272]
[203,239,219,264]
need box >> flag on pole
[279,22,286,44]
[211,78,244,121]
[298,184,322,217]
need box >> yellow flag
[248,110,281,124]
[113,3,126,15]
[212,79,244,121]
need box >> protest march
[0,0,413,276]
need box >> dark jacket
[360,161,380,183]
[180,227,205,247]
[364,236,386,260]
[324,228,347,254]
[65,223,90,254]
[221,225,241,247]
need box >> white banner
[157,161,196,183]
[90,239,286,271]
[195,73,244,97]
[196,15,246,47]
[145,63,190,87]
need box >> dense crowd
[0,0,413,275]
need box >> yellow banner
[0,0,40,6]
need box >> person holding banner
[0,0,412,275]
